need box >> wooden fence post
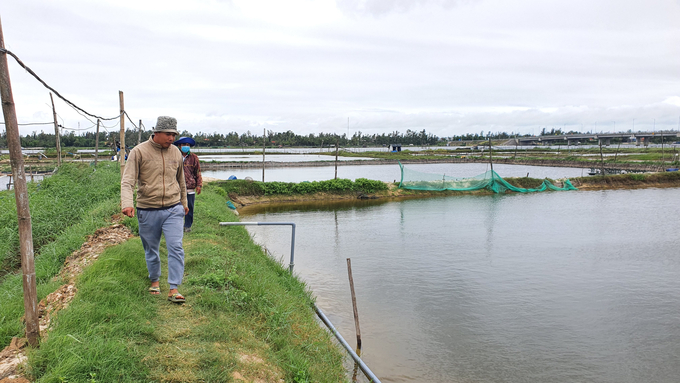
[49,92,61,166]
[0,17,40,347]
[119,90,125,174]
[94,119,100,166]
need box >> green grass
[0,163,121,276]
[24,183,346,382]
[0,164,123,350]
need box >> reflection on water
[198,154,375,162]
[240,188,680,383]
[205,163,589,183]
[0,174,46,190]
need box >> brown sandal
[168,293,185,303]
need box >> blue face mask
[180,146,190,154]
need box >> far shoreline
[199,157,665,173]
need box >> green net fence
[398,162,578,193]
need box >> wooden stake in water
[262,127,266,182]
[335,139,339,180]
[488,135,493,172]
[599,139,605,176]
[346,258,362,349]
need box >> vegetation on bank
[1,164,122,350]
[0,163,121,277]
[212,178,388,197]
[571,170,680,189]
[219,171,680,209]
[1,163,347,382]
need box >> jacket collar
[148,135,164,150]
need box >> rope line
[0,121,53,126]
[124,111,139,130]
[0,47,122,121]
[58,122,99,132]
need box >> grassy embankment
[0,163,346,382]
[568,170,680,190]
[215,171,680,209]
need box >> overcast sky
[2,0,680,138]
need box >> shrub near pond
[215,177,387,196]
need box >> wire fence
[0,47,145,141]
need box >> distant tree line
[1,126,669,149]
[1,128,442,148]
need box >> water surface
[239,188,680,382]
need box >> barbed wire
[0,47,122,121]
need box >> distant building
[388,144,402,152]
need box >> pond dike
[200,158,666,172]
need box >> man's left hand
[196,186,202,195]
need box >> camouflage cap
[153,116,178,134]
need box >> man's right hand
[122,207,135,218]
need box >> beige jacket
[121,136,188,210]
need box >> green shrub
[354,178,388,193]
[214,177,387,196]
[211,179,265,196]
[262,181,294,195]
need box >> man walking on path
[173,136,202,233]
[121,116,189,303]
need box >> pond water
[0,174,47,190]
[188,143,678,154]
[204,163,591,183]
[237,187,680,383]
[198,154,375,162]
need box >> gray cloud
[3,0,680,138]
[336,0,466,17]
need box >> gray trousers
[137,204,185,289]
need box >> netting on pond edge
[398,162,578,193]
